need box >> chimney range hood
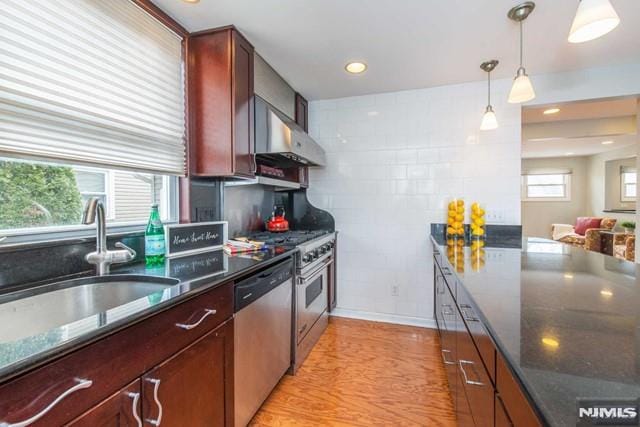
[254,96,326,167]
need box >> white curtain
[0,0,186,175]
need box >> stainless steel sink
[0,275,179,343]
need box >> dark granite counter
[431,235,639,426]
[0,246,296,383]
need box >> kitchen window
[621,167,637,202]
[0,158,177,239]
[522,173,571,201]
[0,0,185,243]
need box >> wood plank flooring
[250,317,456,427]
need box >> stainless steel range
[244,229,337,374]
[292,231,336,373]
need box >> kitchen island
[431,234,639,426]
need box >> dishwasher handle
[235,259,293,312]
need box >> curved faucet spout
[82,197,134,275]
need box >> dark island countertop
[0,246,297,383]
[431,235,639,426]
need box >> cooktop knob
[302,254,312,263]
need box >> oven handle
[298,258,333,283]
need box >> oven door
[296,257,331,343]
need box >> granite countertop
[0,246,297,383]
[431,234,639,426]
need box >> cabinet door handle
[459,360,485,386]
[126,392,142,427]
[145,379,163,426]
[175,308,216,330]
[441,349,456,365]
[0,378,92,427]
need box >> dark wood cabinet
[433,243,541,427]
[189,26,255,178]
[294,92,308,132]
[495,394,514,427]
[68,380,141,427]
[142,320,233,427]
[0,282,234,426]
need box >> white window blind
[0,0,186,175]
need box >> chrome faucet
[82,197,136,275]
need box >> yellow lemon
[475,217,485,226]
[471,202,480,212]
[478,208,485,216]
[455,214,463,222]
[456,199,464,206]
[456,206,464,214]
[447,227,455,234]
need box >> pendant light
[508,2,536,104]
[480,60,499,131]
[568,0,620,43]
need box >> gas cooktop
[246,230,331,247]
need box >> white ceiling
[522,97,637,158]
[522,134,636,158]
[154,0,640,100]
[522,98,638,123]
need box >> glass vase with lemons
[446,199,465,238]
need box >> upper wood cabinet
[295,92,308,132]
[188,27,255,178]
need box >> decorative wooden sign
[165,221,227,258]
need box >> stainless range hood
[255,96,326,167]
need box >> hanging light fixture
[480,60,499,131]
[508,2,536,104]
[568,0,620,43]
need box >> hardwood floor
[250,317,456,427]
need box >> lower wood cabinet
[68,380,141,427]
[0,282,234,427]
[141,321,233,427]
[433,248,541,427]
[495,394,514,427]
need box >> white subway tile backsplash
[308,79,521,322]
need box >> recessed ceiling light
[543,108,560,115]
[564,273,574,279]
[565,152,575,156]
[600,289,613,297]
[601,140,614,145]
[345,62,367,74]
[182,0,200,3]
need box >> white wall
[308,62,640,325]
[307,79,521,323]
[521,156,589,239]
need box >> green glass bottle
[145,204,166,266]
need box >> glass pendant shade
[508,68,536,103]
[569,0,620,43]
[480,106,498,130]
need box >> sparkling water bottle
[145,204,165,266]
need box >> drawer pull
[126,392,142,427]
[175,308,216,330]
[460,304,479,322]
[459,360,485,386]
[145,379,163,426]
[0,378,92,427]
[441,304,454,316]
[441,349,456,365]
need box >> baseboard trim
[329,308,437,329]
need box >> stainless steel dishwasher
[234,258,293,427]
